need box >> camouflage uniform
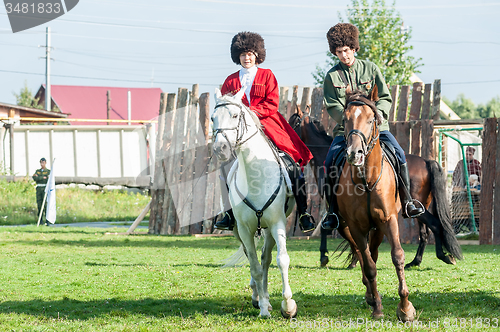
[33,167,50,223]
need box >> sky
[1,0,500,112]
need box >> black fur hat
[230,32,266,65]
[326,23,360,54]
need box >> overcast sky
[1,0,499,112]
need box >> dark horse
[289,101,462,270]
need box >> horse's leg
[234,226,260,309]
[238,226,271,317]
[385,216,416,322]
[405,220,429,269]
[260,229,275,311]
[350,228,383,319]
[270,222,297,319]
[417,211,456,265]
[320,226,330,267]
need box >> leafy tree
[13,81,44,109]
[312,0,422,86]
[443,94,478,119]
[477,97,500,118]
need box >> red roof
[36,85,162,125]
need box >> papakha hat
[230,31,266,65]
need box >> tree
[477,97,500,118]
[443,94,478,119]
[312,0,422,86]
[13,81,44,109]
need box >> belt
[36,184,47,187]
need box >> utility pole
[45,26,51,111]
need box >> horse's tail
[427,160,463,260]
[333,239,357,268]
[221,236,262,268]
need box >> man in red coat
[214,31,315,233]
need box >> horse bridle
[212,101,259,158]
[344,100,380,158]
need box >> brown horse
[288,105,462,270]
[333,86,417,320]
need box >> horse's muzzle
[213,140,231,161]
[346,147,365,167]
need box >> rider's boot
[399,163,425,218]
[214,175,235,231]
[321,167,340,230]
[293,174,316,233]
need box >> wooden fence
[148,81,499,244]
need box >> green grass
[0,227,498,331]
[0,179,150,225]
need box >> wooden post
[279,87,289,117]
[397,85,410,121]
[421,120,435,160]
[388,85,399,122]
[421,84,432,120]
[300,87,311,114]
[432,79,441,120]
[149,93,168,234]
[479,118,496,244]
[395,86,410,155]
[494,118,500,245]
[310,87,323,118]
[107,90,111,125]
[174,88,189,235]
[190,92,210,234]
[161,93,178,235]
[410,82,423,156]
[288,85,298,121]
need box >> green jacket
[33,168,50,185]
[323,59,392,137]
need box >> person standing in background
[33,157,50,226]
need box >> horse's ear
[234,88,245,101]
[370,84,379,102]
[295,104,303,118]
[345,85,352,96]
[215,88,222,101]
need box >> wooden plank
[432,79,441,120]
[409,82,423,120]
[190,93,210,234]
[162,93,179,235]
[479,118,496,244]
[388,85,399,122]
[279,86,289,117]
[300,87,311,114]
[310,87,323,119]
[421,84,432,120]
[397,85,410,121]
[204,150,218,233]
[411,121,421,156]
[288,85,298,121]
[395,121,410,155]
[127,199,151,234]
[149,93,168,233]
[421,120,435,160]
[174,88,189,235]
[494,118,500,245]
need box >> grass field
[0,179,150,225]
[0,227,498,331]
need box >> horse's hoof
[281,306,298,319]
[252,300,260,309]
[445,255,457,265]
[404,262,419,269]
[347,262,357,269]
[397,302,416,322]
[371,311,384,320]
[320,256,329,267]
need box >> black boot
[214,209,234,231]
[400,163,425,218]
[321,167,340,230]
[294,175,316,233]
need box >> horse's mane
[346,90,383,125]
[218,93,262,128]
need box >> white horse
[212,88,297,318]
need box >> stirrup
[403,199,425,218]
[321,212,339,230]
[298,213,316,233]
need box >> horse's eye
[232,113,238,119]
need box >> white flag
[45,160,56,224]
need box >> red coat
[221,68,312,167]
